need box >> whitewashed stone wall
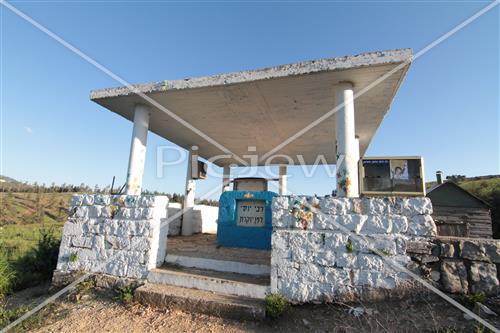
[271,196,436,303]
[167,204,219,236]
[55,194,169,279]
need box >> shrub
[115,284,138,304]
[458,292,486,308]
[0,255,15,298]
[346,238,354,253]
[265,293,289,319]
[13,227,61,290]
[0,305,30,329]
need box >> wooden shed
[427,181,492,238]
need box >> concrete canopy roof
[91,49,412,167]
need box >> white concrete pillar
[335,82,359,197]
[279,165,287,195]
[222,165,231,192]
[182,146,197,236]
[125,104,150,195]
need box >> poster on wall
[359,157,425,195]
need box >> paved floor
[166,233,271,266]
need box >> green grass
[0,222,63,262]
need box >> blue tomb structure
[217,178,277,250]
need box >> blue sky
[1,1,499,199]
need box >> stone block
[352,270,374,287]
[440,242,455,258]
[272,209,292,228]
[440,260,468,294]
[319,197,352,215]
[291,247,312,263]
[63,220,84,236]
[391,215,408,233]
[82,194,95,206]
[361,197,391,215]
[130,237,152,252]
[324,267,350,285]
[297,263,324,283]
[272,196,290,211]
[406,240,435,255]
[94,195,111,206]
[407,215,437,237]
[73,206,89,219]
[88,205,104,218]
[357,254,386,271]
[314,250,337,267]
[352,235,397,255]
[272,231,289,251]
[459,241,490,262]
[142,208,154,219]
[401,197,433,216]
[324,233,349,251]
[70,195,84,207]
[469,262,499,295]
[127,265,149,279]
[335,214,367,234]
[138,195,154,207]
[335,252,357,268]
[115,208,132,219]
[71,235,94,249]
[360,215,391,234]
[484,242,500,264]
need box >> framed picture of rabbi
[359,156,426,196]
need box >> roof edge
[90,48,412,101]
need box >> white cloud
[24,126,33,134]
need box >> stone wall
[407,237,500,295]
[270,196,437,303]
[55,194,169,280]
[167,204,219,236]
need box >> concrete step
[147,265,270,299]
[164,254,271,276]
[134,283,266,320]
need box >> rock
[348,306,373,317]
[391,215,408,233]
[406,241,435,255]
[474,303,497,317]
[440,242,455,258]
[460,241,490,262]
[407,215,437,237]
[484,242,500,264]
[411,254,440,264]
[469,262,499,295]
[440,260,468,294]
[361,198,391,215]
[430,270,440,282]
[360,216,391,234]
[401,197,433,216]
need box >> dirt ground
[4,285,500,333]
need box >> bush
[458,292,486,308]
[0,255,15,299]
[0,305,30,329]
[265,293,289,319]
[115,284,138,304]
[13,227,61,290]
